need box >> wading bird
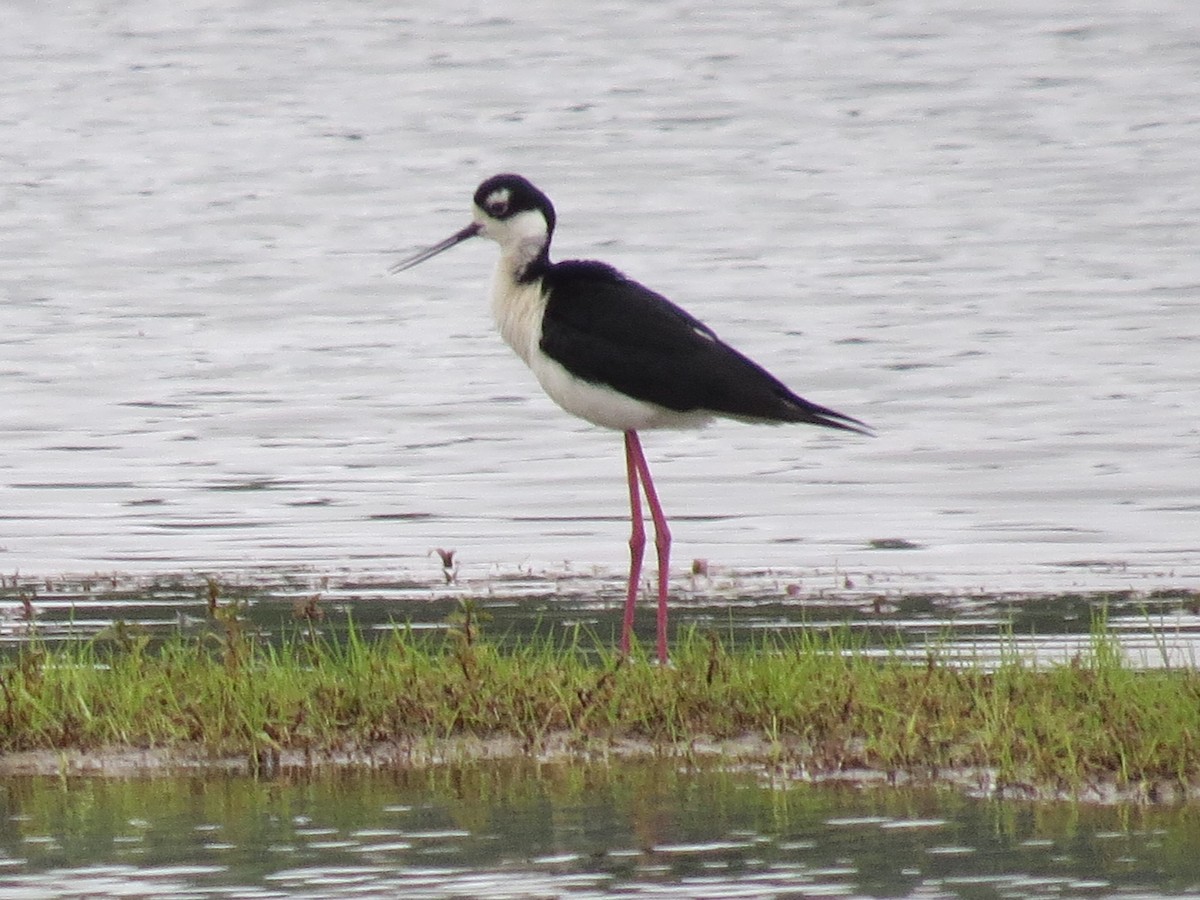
[391,174,870,663]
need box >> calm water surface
[3,6,1200,892]
[3,761,1200,899]
[1,0,1197,595]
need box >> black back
[539,261,869,433]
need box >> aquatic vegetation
[0,608,1197,795]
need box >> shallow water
[1,0,1197,595]
[3,570,1199,672]
[2,760,1199,899]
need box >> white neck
[483,208,549,282]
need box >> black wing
[539,261,870,434]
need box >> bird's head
[390,174,556,277]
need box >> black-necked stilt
[391,174,871,663]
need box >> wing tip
[819,413,874,437]
[799,402,874,437]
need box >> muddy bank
[3,735,1197,806]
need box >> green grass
[1,607,1198,791]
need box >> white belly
[530,351,712,431]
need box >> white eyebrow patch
[484,188,511,214]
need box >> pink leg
[625,431,672,664]
[621,431,645,656]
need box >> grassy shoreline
[2,608,1198,800]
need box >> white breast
[490,263,546,366]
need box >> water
[2,5,1200,892]
[0,0,1197,594]
[2,761,1199,899]
[4,570,1200,671]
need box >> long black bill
[389,222,482,273]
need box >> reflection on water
[1,760,1199,898]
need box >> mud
[3,735,1196,806]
